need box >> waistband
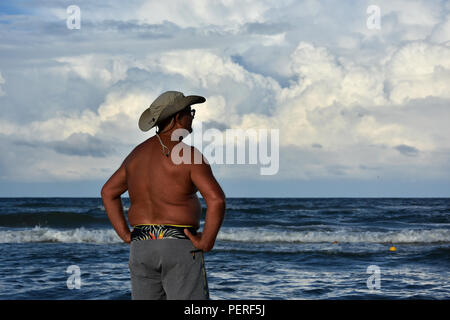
[131,224,197,242]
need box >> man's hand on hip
[184,229,213,252]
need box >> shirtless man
[101,91,226,300]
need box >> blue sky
[0,0,449,197]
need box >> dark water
[0,197,449,299]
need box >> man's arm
[184,150,226,252]
[101,160,130,243]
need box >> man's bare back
[125,136,202,229]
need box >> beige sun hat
[138,91,206,132]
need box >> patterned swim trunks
[131,224,198,242]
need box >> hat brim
[138,95,206,132]
[185,95,206,106]
[138,108,156,132]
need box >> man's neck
[157,128,185,143]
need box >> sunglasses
[184,108,195,118]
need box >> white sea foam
[0,227,122,244]
[0,226,449,244]
[217,227,450,244]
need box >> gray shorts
[129,238,209,300]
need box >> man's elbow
[210,193,226,210]
[101,185,112,200]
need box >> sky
[0,0,449,197]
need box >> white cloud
[380,0,442,27]
[286,42,387,108]
[386,41,450,104]
[225,38,450,180]
[194,95,227,123]
[53,54,134,87]
[144,49,281,118]
[429,14,450,43]
[356,0,445,44]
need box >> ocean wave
[0,227,123,244]
[1,226,449,245]
[217,227,450,244]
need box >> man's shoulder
[124,139,153,165]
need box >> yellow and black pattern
[131,224,197,242]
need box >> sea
[0,197,448,300]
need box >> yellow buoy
[333,241,338,244]
[389,246,397,252]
